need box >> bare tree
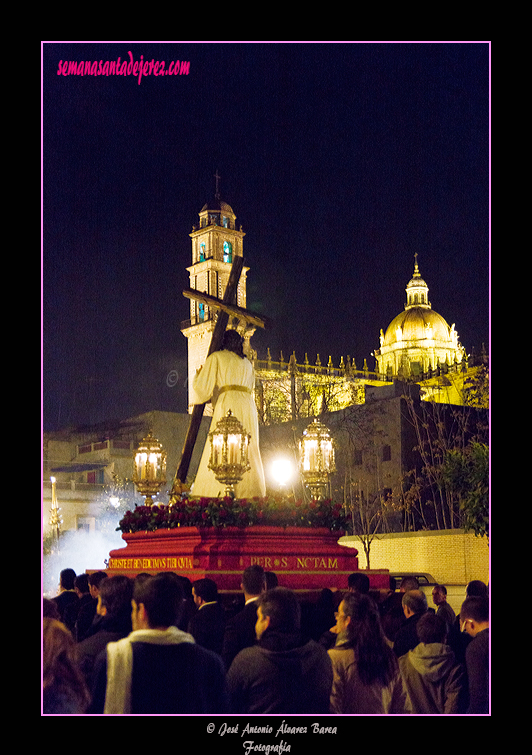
[333,401,394,567]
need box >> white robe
[190,349,266,498]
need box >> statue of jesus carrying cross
[169,255,269,502]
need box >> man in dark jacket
[72,573,96,642]
[52,568,79,633]
[188,578,225,656]
[222,565,265,669]
[460,596,489,713]
[227,587,333,714]
[76,575,133,690]
[393,590,428,658]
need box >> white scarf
[104,626,195,714]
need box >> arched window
[223,241,232,263]
[199,242,206,262]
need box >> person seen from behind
[328,592,411,714]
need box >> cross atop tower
[214,170,221,199]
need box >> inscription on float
[108,556,193,570]
[108,554,341,571]
[250,556,339,570]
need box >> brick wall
[347,530,489,585]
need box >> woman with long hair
[43,618,91,714]
[328,593,411,714]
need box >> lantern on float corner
[132,431,167,506]
[299,418,336,499]
[208,410,251,498]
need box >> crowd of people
[42,565,489,715]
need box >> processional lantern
[132,431,167,506]
[299,418,336,499]
[208,410,251,497]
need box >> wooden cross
[169,255,268,500]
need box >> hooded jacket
[398,642,466,714]
[226,630,333,714]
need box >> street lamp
[208,410,251,498]
[132,431,167,506]
[49,476,63,549]
[299,418,336,499]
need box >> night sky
[42,42,490,432]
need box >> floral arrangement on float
[116,495,347,534]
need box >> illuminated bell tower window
[199,242,206,261]
[223,240,233,263]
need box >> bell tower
[181,175,249,412]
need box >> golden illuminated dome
[382,307,454,347]
[375,256,464,379]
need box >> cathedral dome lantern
[405,253,431,309]
[374,256,465,379]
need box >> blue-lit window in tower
[223,241,232,263]
[198,302,205,322]
[199,242,206,262]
